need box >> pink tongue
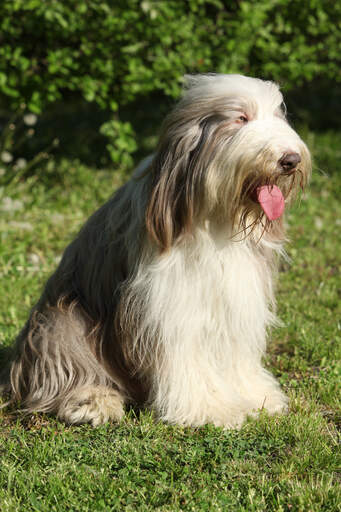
[257,185,285,220]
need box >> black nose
[279,152,301,172]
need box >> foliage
[0,105,60,185]
[99,119,137,168]
[0,130,340,511]
[0,0,340,166]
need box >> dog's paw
[215,400,286,429]
[58,386,125,426]
[261,394,289,416]
[161,400,260,430]
[213,407,259,430]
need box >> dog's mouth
[228,151,310,242]
[235,164,306,239]
[230,148,310,241]
[244,164,305,221]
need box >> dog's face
[147,74,311,249]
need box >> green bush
[0,0,340,166]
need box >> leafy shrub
[0,0,340,168]
[0,104,60,185]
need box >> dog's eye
[238,115,248,123]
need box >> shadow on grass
[0,345,12,372]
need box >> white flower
[28,252,40,265]
[0,197,23,212]
[8,221,33,231]
[314,217,323,230]
[1,151,13,163]
[15,158,27,170]
[50,212,65,224]
[24,113,38,126]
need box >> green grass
[0,132,340,511]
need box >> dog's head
[146,74,311,250]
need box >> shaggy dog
[2,74,311,427]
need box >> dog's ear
[146,115,225,252]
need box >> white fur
[123,226,287,427]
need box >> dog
[1,74,311,428]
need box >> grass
[0,131,340,511]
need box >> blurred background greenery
[0,0,340,183]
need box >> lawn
[0,131,340,511]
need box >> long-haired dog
[1,74,311,427]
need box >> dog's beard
[234,163,306,239]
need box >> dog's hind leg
[8,303,126,425]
